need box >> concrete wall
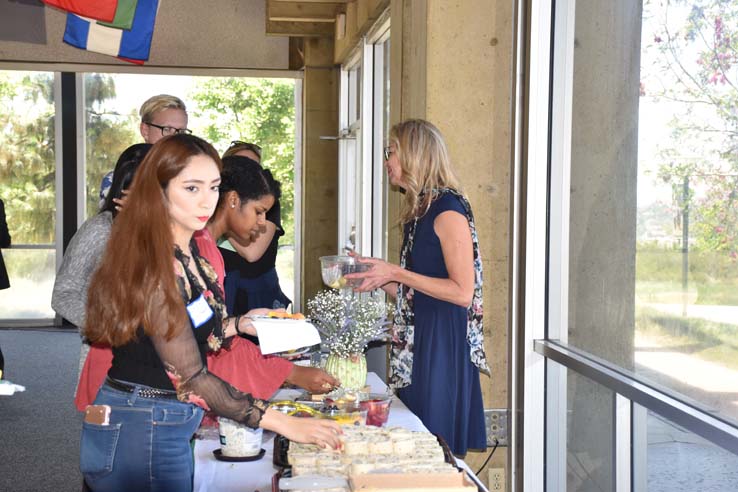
[0,0,288,69]
[390,0,514,475]
[567,0,642,489]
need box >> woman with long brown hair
[80,134,340,492]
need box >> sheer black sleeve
[149,298,268,429]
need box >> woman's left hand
[112,188,129,212]
[344,256,397,292]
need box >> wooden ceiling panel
[266,0,348,37]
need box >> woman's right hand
[261,407,342,449]
[286,366,340,394]
[344,253,398,292]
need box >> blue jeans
[80,382,204,492]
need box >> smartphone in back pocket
[84,405,111,426]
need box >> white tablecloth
[193,372,488,492]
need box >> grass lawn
[635,304,738,372]
[636,248,738,304]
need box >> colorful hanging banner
[62,0,159,62]
[43,0,118,23]
[99,0,138,30]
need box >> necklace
[174,241,229,351]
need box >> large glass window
[636,2,738,424]
[336,15,391,378]
[0,72,299,325]
[561,0,738,426]
[80,73,299,305]
[0,70,57,320]
[337,17,391,259]
[371,31,391,260]
[521,1,738,490]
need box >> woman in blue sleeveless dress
[346,119,490,456]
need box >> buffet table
[193,372,488,492]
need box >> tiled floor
[647,412,738,491]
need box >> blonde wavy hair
[139,94,187,123]
[390,119,461,224]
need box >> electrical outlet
[488,467,505,491]
[484,408,508,446]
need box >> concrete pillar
[301,38,340,306]
[567,0,642,489]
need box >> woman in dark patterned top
[80,134,340,492]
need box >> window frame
[0,64,303,326]
[337,10,391,260]
[515,1,738,491]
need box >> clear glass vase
[324,352,367,390]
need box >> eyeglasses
[228,140,262,157]
[383,146,395,161]
[145,122,192,137]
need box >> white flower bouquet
[306,290,391,358]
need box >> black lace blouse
[108,239,267,428]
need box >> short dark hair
[219,155,281,208]
[101,143,153,217]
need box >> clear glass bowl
[319,255,371,289]
[359,395,393,427]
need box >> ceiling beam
[268,1,345,23]
[270,0,350,3]
[266,20,335,37]
[266,1,347,37]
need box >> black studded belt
[105,377,179,400]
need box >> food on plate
[270,400,320,417]
[319,405,366,425]
[267,311,306,320]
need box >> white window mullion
[338,67,351,252]
[519,0,554,488]
[615,394,633,492]
[366,12,390,261]
[632,403,648,492]
[545,0,577,488]
[517,0,560,488]
[371,38,388,260]
[358,39,374,257]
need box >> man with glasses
[99,94,190,205]
[138,94,190,143]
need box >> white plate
[274,346,312,359]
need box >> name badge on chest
[186,294,213,328]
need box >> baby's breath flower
[307,290,391,356]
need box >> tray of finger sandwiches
[271,424,483,492]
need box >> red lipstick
[197,216,209,222]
